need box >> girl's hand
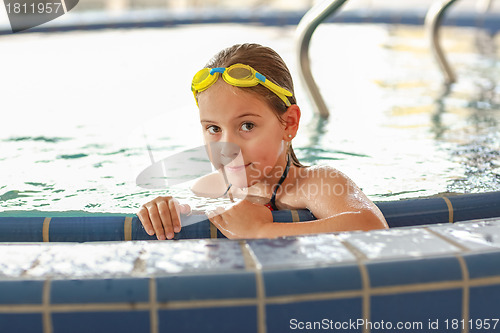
[137,196,191,240]
[207,200,273,239]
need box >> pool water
[0,24,499,213]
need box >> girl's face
[197,81,288,188]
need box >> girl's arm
[265,169,388,237]
[209,197,386,239]
[209,168,387,239]
[259,209,386,238]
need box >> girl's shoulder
[291,165,359,205]
[190,172,228,198]
[292,165,374,219]
[295,165,349,185]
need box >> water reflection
[430,83,452,140]
[434,28,500,193]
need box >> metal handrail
[295,0,349,118]
[297,0,465,115]
[425,0,459,85]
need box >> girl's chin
[222,165,265,188]
[226,176,260,190]
[228,178,250,189]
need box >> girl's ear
[282,104,301,140]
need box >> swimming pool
[1,8,500,332]
[0,23,499,214]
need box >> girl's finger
[169,199,182,234]
[157,200,174,240]
[148,203,166,240]
[179,203,192,215]
[137,206,155,236]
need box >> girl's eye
[241,122,255,132]
[206,125,221,134]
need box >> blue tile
[463,251,500,279]
[159,306,256,333]
[0,217,44,242]
[263,265,362,297]
[52,311,149,333]
[267,298,362,333]
[367,256,463,287]
[248,235,356,269]
[50,216,126,242]
[371,289,462,332]
[156,271,256,301]
[339,228,460,260]
[0,313,43,333]
[430,219,500,251]
[470,285,500,323]
[0,280,44,304]
[51,278,149,304]
[143,240,246,274]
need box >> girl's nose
[209,142,241,169]
[220,142,240,159]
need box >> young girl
[137,43,388,240]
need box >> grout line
[456,255,470,333]
[239,240,257,270]
[360,263,371,333]
[124,216,133,241]
[370,280,465,295]
[149,278,159,333]
[469,275,500,286]
[0,303,151,313]
[266,290,363,304]
[42,280,53,333]
[239,241,266,333]
[338,239,368,261]
[157,298,258,309]
[441,196,454,223]
[338,238,370,333]
[42,217,51,242]
[426,227,470,252]
[210,222,217,239]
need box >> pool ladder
[296,0,493,117]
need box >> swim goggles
[191,63,293,107]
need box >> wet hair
[199,43,303,167]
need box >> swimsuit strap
[222,183,232,197]
[267,155,291,210]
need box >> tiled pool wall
[2,192,500,242]
[1,217,500,333]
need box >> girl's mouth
[225,163,251,173]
